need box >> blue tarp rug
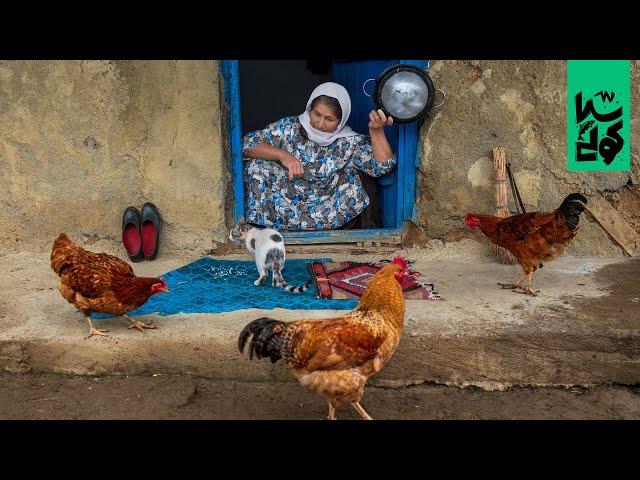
[93,257,357,319]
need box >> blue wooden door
[332,60,425,229]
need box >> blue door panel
[332,60,400,228]
[400,60,428,223]
[332,60,423,229]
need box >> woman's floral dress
[243,116,396,230]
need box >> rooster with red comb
[464,193,588,295]
[239,255,409,420]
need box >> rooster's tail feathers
[238,317,287,363]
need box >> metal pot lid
[373,64,436,124]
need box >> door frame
[221,59,426,244]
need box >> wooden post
[491,147,517,264]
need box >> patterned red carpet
[309,260,440,300]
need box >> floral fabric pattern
[243,116,396,230]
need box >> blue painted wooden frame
[221,60,245,222]
[400,59,428,226]
[220,59,427,244]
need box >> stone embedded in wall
[520,123,543,160]
[82,136,101,150]
[499,88,534,127]
[418,111,443,172]
[421,137,432,168]
[471,80,486,96]
[467,157,493,189]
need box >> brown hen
[50,233,168,338]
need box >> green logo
[567,60,630,172]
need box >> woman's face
[309,101,340,133]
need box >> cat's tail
[275,274,313,294]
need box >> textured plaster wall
[0,60,227,254]
[415,60,640,256]
[1,60,638,258]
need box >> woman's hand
[368,109,394,130]
[278,152,305,180]
[247,144,304,180]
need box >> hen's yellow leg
[85,318,109,339]
[351,402,373,420]
[521,272,540,296]
[498,272,527,290]
[327,403,336,420]
[122,314,157,332]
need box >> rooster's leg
[122,314,157,332]
[498,272,527,290]
[85,317,109,339]
[521,272,540,296]
[351,402,373,420]
[327,403,337,420]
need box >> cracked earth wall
[1,60,638,257]
[416,60,640,256]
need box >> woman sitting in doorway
[242,82,396,231]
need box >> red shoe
[122,207,143,262]
[141,202,161,260]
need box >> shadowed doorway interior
[238,60,381,229]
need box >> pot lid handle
[362,78,376,97]
[434,88,446,108]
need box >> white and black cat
[229,217,312,294]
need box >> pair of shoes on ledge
[122,202,161,262]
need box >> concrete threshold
[1,241,639,391]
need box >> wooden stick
[492,147,510,215]
[491,147,517,264]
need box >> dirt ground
[1,370,639,420]
[2,238,639,419]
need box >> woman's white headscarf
[298,82,358,146]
